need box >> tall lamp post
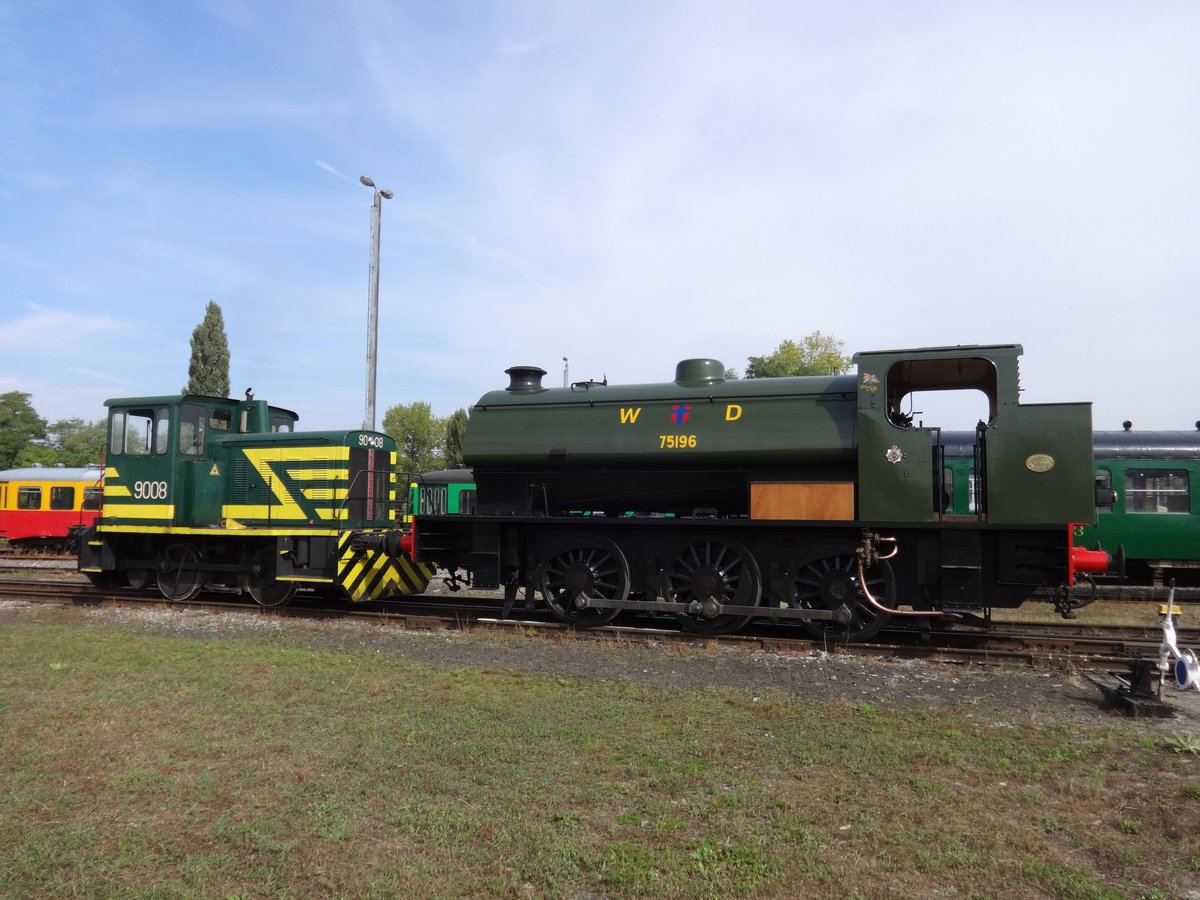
[360,175,393,431]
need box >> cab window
[180,404,205,456]
[50,487,75,510]
[111,407,170,456]
[17,486,42,509]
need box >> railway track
[3,578,1194,674]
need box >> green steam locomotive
[415,343,1114,639]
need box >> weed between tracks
[1,623,1198,898]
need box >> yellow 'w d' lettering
[619,407,642,424]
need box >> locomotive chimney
[505,366,548,392]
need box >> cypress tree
[184,301,231,397]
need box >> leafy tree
[184,300,231,396]
[14,445,57,467]
[0,391,47,470]
[48,418,106,467]
[744,331,852,378]
[443,408,469,469]
[382,401,447,474]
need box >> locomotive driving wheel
[157,543,203,602]
[787,539,895,642]
[537,535,629,627]
[664,537,762,635]
[242,547,298,608]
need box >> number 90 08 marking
[133,480,168,500]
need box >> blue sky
[2,0,1197,432]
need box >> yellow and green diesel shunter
[78,391,434,605]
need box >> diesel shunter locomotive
[415,343,1115,640]
[77,391,434,604]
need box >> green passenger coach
[78,391,434,605]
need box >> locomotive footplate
[574,595,853,624]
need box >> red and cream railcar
[0,466,102,551]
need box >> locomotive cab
[100,394,298,528]
[855,345,1094,526]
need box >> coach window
[1094,469,1114,512]
[17,486,41,509]
[180,404,205,455]
[50,487,75,510]
[82,487,101,510]
[1125,468,1189,514]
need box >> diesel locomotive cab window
[1125,468,1190,514]
[17,487,41,510]
[111,408,167,456]
[209,410,232,431]
[180,404,205,455]
[270,416,293,433]
[50,487,75,510]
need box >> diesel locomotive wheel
[787,540,895,642]
[243,548,298,608]
[536,535,629,627]
[664,537,762,635]
[157,543,203,602]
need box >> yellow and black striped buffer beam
[336,531,435,601]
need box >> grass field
[2,620,1198,898]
